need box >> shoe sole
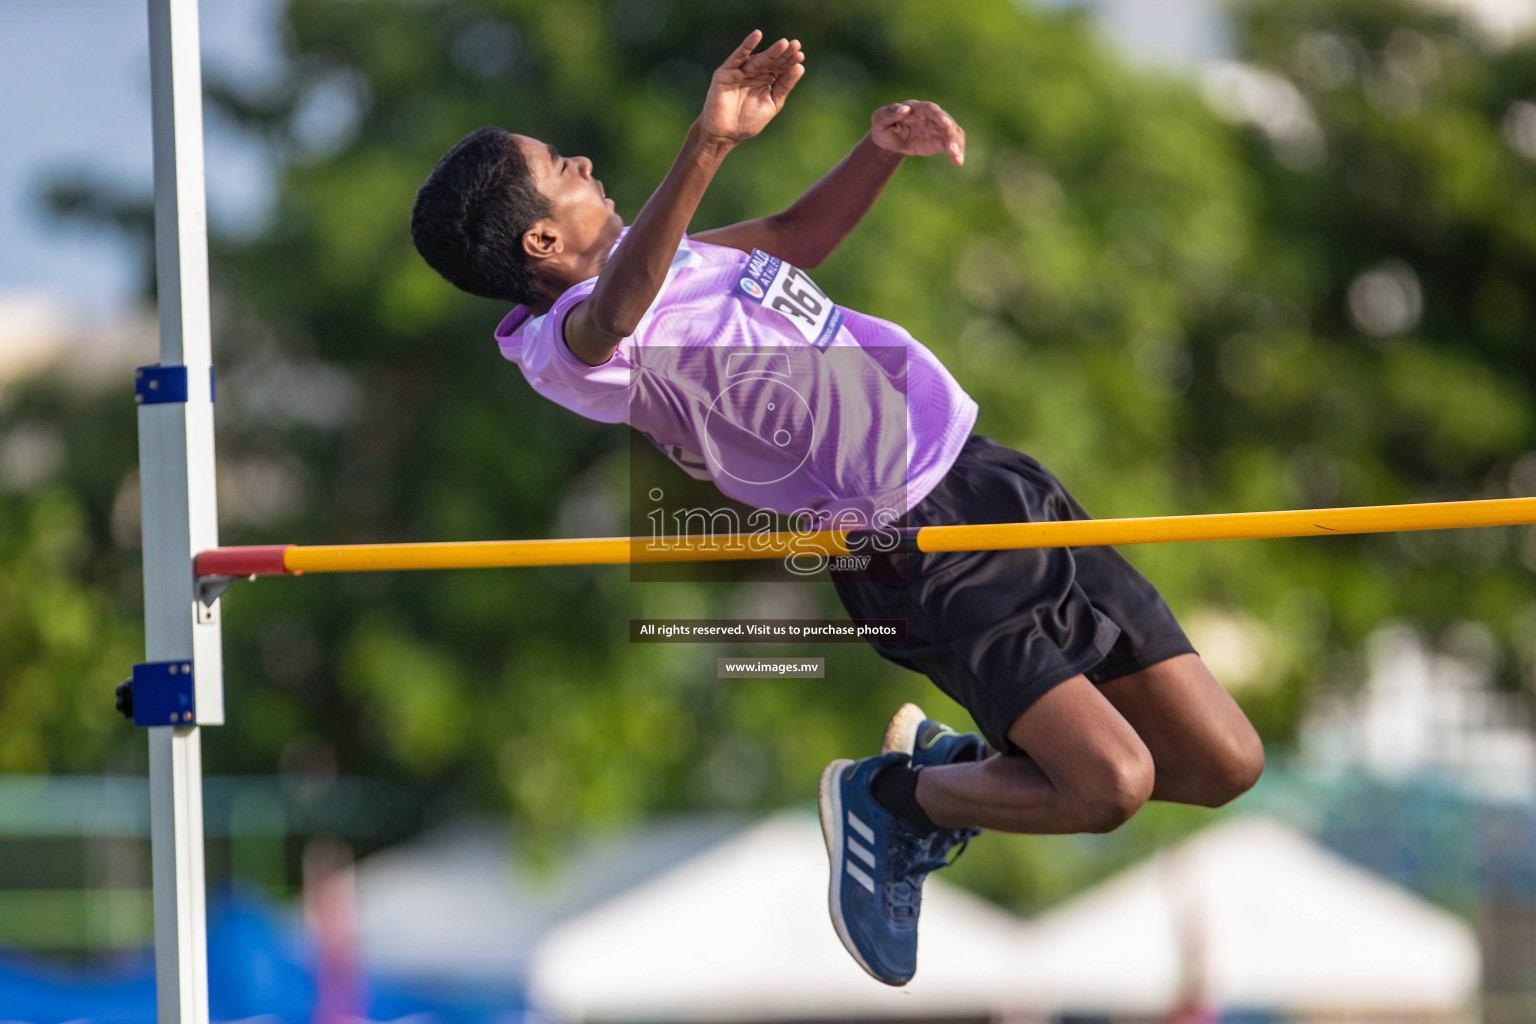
[818,758,885,984]
[880,702,926,756]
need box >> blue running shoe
[881,702,988,767]
[819,751,954,986]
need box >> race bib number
[735,250,844,349]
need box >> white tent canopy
[1006,817,1480,1018]
[355,817,749,981]
[527,812,1027,1022]
[360,812,1479,1022]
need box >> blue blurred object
[0,885,526,1024]
[0,947,156,1024]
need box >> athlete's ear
[522,221,563,262]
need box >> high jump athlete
[409,30,1265,986]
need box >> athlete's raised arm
[693,100,966,268]
[562,30,805,366]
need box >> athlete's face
[513,134,623,291]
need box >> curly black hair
[410,127,550,305]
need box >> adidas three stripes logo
[844,811,877,893]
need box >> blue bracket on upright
[135,365,214,405]
[131,660,197,727]
[136,365,186,405]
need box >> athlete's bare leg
[914,674,1156,834]
[912,654,1262,834]
[1097,653,1265,807]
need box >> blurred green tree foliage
[8,0,1536,910]
[0,380,144,774]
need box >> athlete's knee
[1075,745,1155,833]
[1189,727,1266,808]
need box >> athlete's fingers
[771,61,805,104]
[914,100,957,133]
[743,36,788,68]
[743,37,779,65]
[889,99,939,134]
[722,29,763,69]
[939,112,966,165]
[747,38,801,77]
[873,102,912,130]
[870,99,964,163]
[898,100,966,163]
[767,42,804,75]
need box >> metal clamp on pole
[136,365,190,405]
[118,661,198,727]
[136,365,215,406]
[195,574,236,610]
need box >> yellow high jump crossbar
[194,496,1536,577]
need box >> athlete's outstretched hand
[698,30,805,145]
[871,101,966,166]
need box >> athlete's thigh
[1095,653,1260,779]
[1003,674,1152,796]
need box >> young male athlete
[410,31,1266,986]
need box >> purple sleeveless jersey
[496,233,977,527]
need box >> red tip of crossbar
[195,545,295,577]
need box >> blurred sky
[0,0,1242,322]
[1,0,1529,320]
[0,0,283,319]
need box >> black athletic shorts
[830,435,1196,751]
